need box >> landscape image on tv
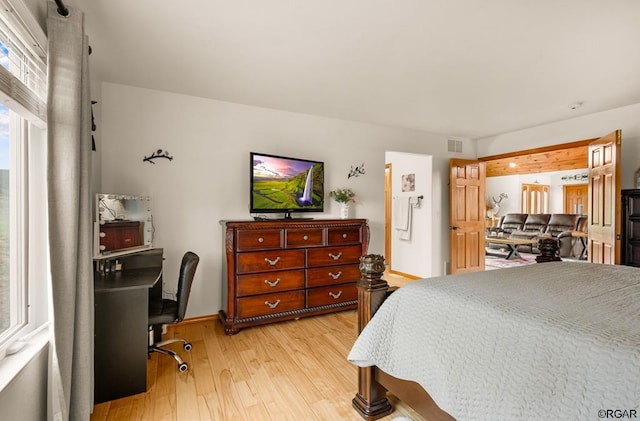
[251,154,324,211]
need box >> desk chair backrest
[176,251,200,322]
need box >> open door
[587,130,622,264]
[449,159,486,274]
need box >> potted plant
[328,188,355,219]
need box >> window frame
[0,0,47,361]
[0,108,32,359]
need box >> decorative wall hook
[91,100,97,151]
[561,172,588,182]
[143,149,173,164]
[348,163,365,179]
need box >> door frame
[384,163,392,266]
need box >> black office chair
[148,251,200,372]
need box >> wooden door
[449,159,485,274]
[587,130,621,264]
[384,164,392,266]
[563,184,588,214]
[521,184,550,213]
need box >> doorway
[521,183,550,213]
[384,152,433,279]
[478,138,594,269]
[563,184,588,214]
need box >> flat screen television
[250,152,324,219]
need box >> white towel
[394,197,410,230]
[394,197,412,240]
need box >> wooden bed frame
[352,254,455,420]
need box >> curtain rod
[54,0,69,17]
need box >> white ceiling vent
[448,139,463,154]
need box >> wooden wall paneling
[479,139,593,177]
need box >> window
[0,104,25,342]
[0,2,47,358]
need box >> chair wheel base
[178,362,188,372]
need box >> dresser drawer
[236,269,305,297]
[307,284,357,308]
[307,244,362,267]
[236,290,305,319]
[236,229,283,251]
[237,249,305,274]
[285,228,325,248]
[327,227,362,245]
[306,264,361,287]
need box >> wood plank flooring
[91,272,423,421]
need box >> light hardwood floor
[91,271,422,421]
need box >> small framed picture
[402,173,415,192]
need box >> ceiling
[481,140,590,177]
[70,0,640,140]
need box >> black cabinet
[621,189,640,266]
[94,248,163,403]
[94,287,149,403]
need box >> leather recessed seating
[490,213,585,257]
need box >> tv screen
[250,152,324,218]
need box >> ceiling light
[568,102,583,110]
[509,162,516,168]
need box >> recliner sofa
[488,213,585,257]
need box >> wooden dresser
[220,219,369,334]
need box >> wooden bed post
[352,254,394,420]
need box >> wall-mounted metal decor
[143,149,174,164]
[348,163,365,179]
[561,172,588,182]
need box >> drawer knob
[264,256,281,266]
[342,233,347,238]
[303,235,309,240]
[329,252,342,260]
[328,291,343,299]
[264,278,281,287]
[328,271,342,280]
[258,237,264,243]
[264,299,281,309]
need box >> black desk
[94,248,163,404]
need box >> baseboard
[387,269,422,280]
[175,314,218,326]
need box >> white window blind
[0,2,46,126]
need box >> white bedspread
[348,262,640,420]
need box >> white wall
[477,102,640,190]
[386,151,433,278]
[0,344,48,421]
[486,169,588,215]
[99,82,475,318]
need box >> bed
[348,255,640,420]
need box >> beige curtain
[46,3,93,420]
